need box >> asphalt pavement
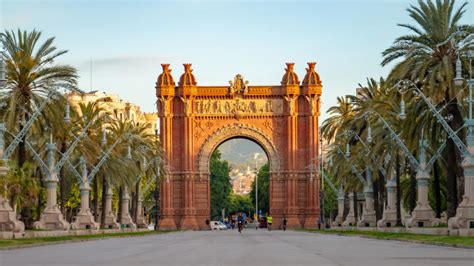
[1,229,473,266]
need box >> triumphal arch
[155,62,322,230]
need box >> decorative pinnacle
[285,62,295,71]
[161,64,170,72]
[307,62,316,70]
[183,63,192,72]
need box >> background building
[67,91,158,136]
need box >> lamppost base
[405,204,440,228]
[377,207,397,228]
[343,212,356,227]
[357,211,376,227]
[33,208,70,230]
[103,214,120,229]
[0,199,25,232]
[448,195,474,229]
[332,215,344,227]
[136,215,148,228]
[120,214,137,229]
[71,211,100,230]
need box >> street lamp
[449,49,474,229]
[254,153,259,229]
[154,129,160,231]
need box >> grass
[0,230,175,249]
[300,229,474,248]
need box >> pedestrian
[267,215,273,231]
[282,217,287,231]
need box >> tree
[381,0,474,217]
[210,150,231,219]
[1,29,78,168]
[228,193,253,214]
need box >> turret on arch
[156,63,323,230]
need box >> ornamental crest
[229,74,249,96]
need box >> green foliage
[322,171,338,221]
[1,162,39,212]
[228,193,253,214]
[210,150,232,219]
[249,163,269,215]
[65,183,80,211]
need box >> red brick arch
[156,62,322,230]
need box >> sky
[1,0,473,123]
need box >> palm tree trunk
[446,100,464,217]
[134,181,140,222]
[131,191,136,222]
[59,140,67,215]
[18,113,28,168]
[373,177,380,220]
[396,152,402,226]
[445,141,458,218]
[433,161,442,218]
[353,190,358,221]
[92,176,99,222]
[36,168,44,221]
[409,165,417,214]
[100,175,107,228]
[118,186,123,224]
[378,170,385,216]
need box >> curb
[0,231,178,251]
[306,231,474,250]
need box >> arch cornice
[197,123,281,173]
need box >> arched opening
[209,137,269,228]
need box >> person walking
[267,215,273,231]
[282,217,287,231]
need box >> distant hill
[217,138,268,172]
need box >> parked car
[210,221,227,230]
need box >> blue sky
[2,0,473,122]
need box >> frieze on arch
[155,62,322,231]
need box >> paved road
[1,229,473,266]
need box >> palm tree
[381,0,474,217]
[321,96,354,142]
[1,29,78,168]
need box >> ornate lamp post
[362,110,442,227]
[254,153,259,229]
[449,50,474,229]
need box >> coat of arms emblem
[229,74,249,96]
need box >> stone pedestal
[34,179,69,230]
[71,180,99,230]
[358,190,376,227]
[377,178,397,228]
[332,191,344,227]
[159,216,177,230]
[135,199,148,228]
[0,195,25,232]
[103,188,120,229]
[406,145,440,228]
[343,192,356,226]
[120,187,136,228]
[0,165,25,232]
[449,141,474,229]
[181,208,199,230]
